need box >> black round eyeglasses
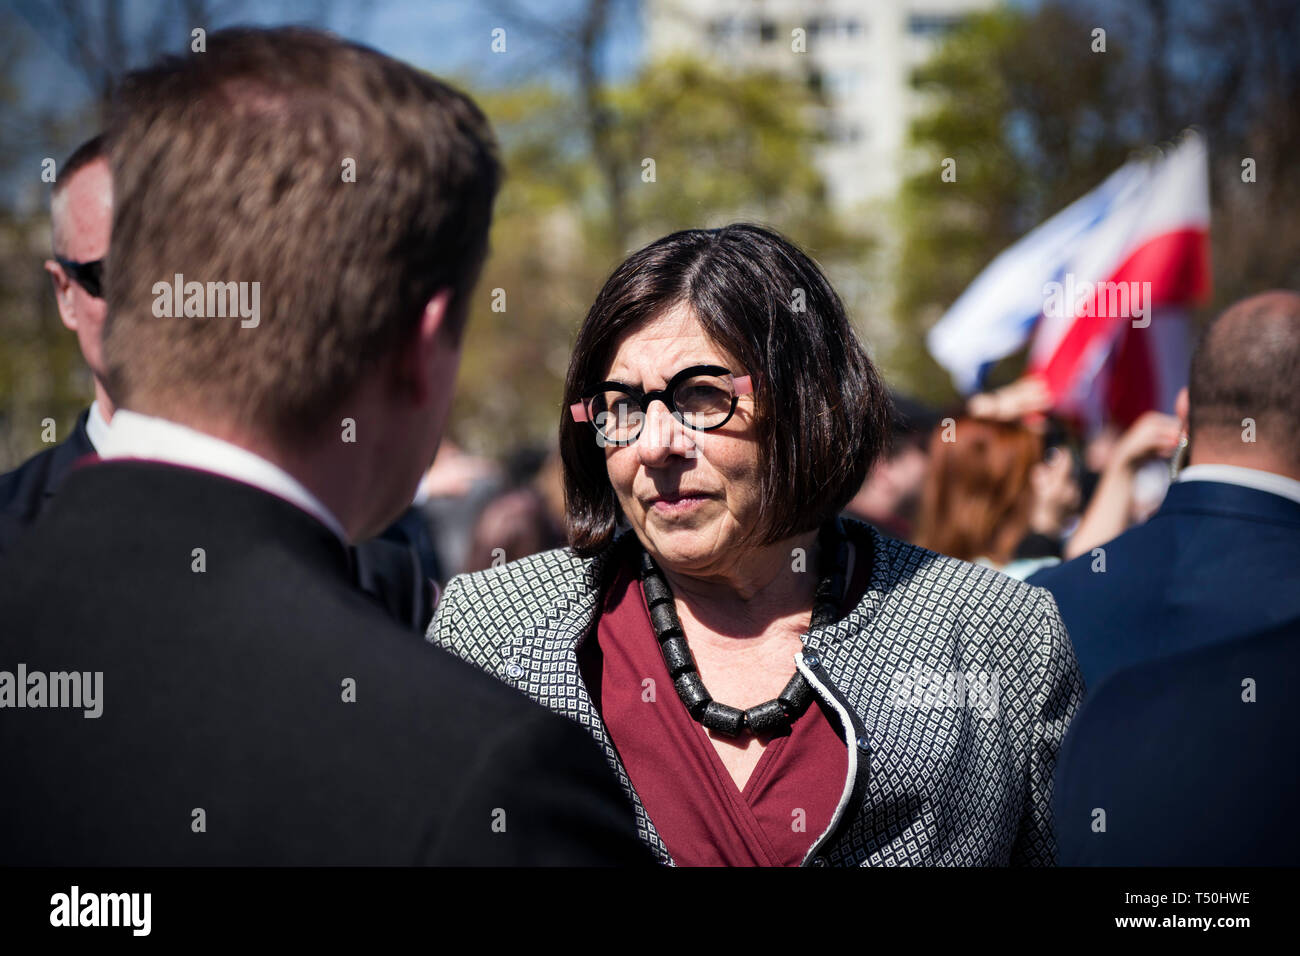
[569,364,755,446]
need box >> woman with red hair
[915,418,1079,578]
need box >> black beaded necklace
[638,520,850,738]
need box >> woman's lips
[647,494,710,515]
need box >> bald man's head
[1188,290,1300,470]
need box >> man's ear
[44,259,77,331]
[1174,386,1190,436]
[399,288,455,406]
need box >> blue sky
[2,0,642,202]
[362,0,642,84]
[9,0,644,113]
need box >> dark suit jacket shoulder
[0,460,648,866]
[0,408,94,558]
[1055,617,1300,865]
[1028,479,1300,687]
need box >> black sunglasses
[570,364,755,446]
[55,256,104,299]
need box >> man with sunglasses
[0,135,112,559]
[1,136,437,629]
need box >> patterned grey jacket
[427,520,1084,866]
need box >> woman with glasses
[428,223,1084,866]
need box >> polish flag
[927,132,1211,429]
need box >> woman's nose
[636,399,695,465]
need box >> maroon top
[579,556,864,867]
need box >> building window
[908,13,964,36]
[709,17,741,43]
[826,70,861,98]
[825,119,866,144]
[806,16,866,41]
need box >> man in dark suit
[0,136,112,559]
[0,408,97,553]
[1055,618,1300,865]
[0,28,649,866]
[1029,291,1300,689]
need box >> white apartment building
[646,0,996,211]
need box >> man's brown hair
[102,27,500,445]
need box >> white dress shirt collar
[85,400,111,454]
[98,409,348,541]
[1178,463,1300,507]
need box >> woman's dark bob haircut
[560,223,892,556]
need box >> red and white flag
[928,132,1212,429]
